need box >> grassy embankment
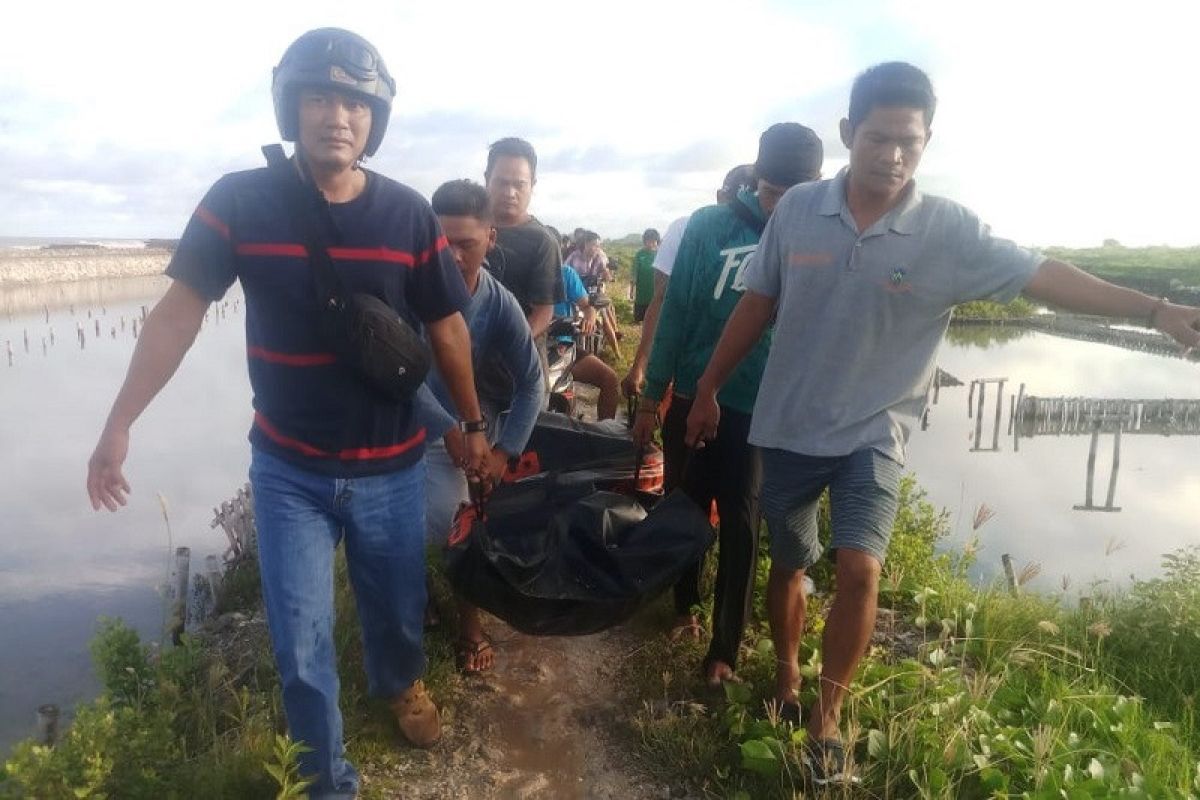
[957,243,1200,320]
[602,244,1200,797]
[4,246,1198,798]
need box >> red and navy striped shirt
[167,166,469,477]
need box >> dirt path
[366,619,679,799]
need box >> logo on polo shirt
[883,267,913,294]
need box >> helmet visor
[292,33,381,82]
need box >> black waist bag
[264,144,430,403]
[319,291,430,402]
[444,471,714,636]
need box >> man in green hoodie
[631,123,823,687]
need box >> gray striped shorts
[759,447,903,570]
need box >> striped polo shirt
[167,166,469,477]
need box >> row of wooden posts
[3,299,239,366]
[163,483,258,645]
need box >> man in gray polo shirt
[687,62,1200,784]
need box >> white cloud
[1,0,1196,243]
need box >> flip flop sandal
[803,737,860,786]
[455,635,495,674]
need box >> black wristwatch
[459,418,488,435]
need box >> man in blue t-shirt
[421,179,544,672]
[85,29,487,797]
[554,264,619,419]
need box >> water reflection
[908,328,1200,595]
[1,274,170,318]
[944,323,1032,349]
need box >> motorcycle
[545,317,580,415]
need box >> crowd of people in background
[84,27,1200,796]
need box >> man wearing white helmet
[86,28,486,798]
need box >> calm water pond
[907,326,1199,591]
[0,279,1197,753]
[0,277,250,753]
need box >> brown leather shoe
[389,679,441,748]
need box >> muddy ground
[364,620,690,800]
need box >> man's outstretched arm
[686,290,777,445]
[1023,259,1200,349]
[87,280,209,511]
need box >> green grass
[1046,244,1200,301]
[616,481,1200,799]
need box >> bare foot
[774,657,801,705]
[669,614,702,643]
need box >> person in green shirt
[631,228,660,322]
[631,123,823,688]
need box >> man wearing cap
[620,164,758,399]
[687,62,1200,783]
[85,28,488,798]
[631,123,823,687]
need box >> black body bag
[444,471,713,636]
[262,144,430,402]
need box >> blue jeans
[250,447,429,799]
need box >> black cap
[755,123,823,188]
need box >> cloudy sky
[1,0,1195,247]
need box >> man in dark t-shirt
[479,137,564,404]
[85,29,488,797]
[483,137,564,339]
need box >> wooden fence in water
[1015,396,1200,437]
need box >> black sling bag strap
[726,195,766,236]
[261,143,431,402]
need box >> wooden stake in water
[973,381,986,449]
[991,379,1006,450]
[168,546,191,646]
[1080,422,1099,509]
[1001,553,1018,595]
[205,554,223,600]
[36,704,59,746]
[1104,427,1122,509]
